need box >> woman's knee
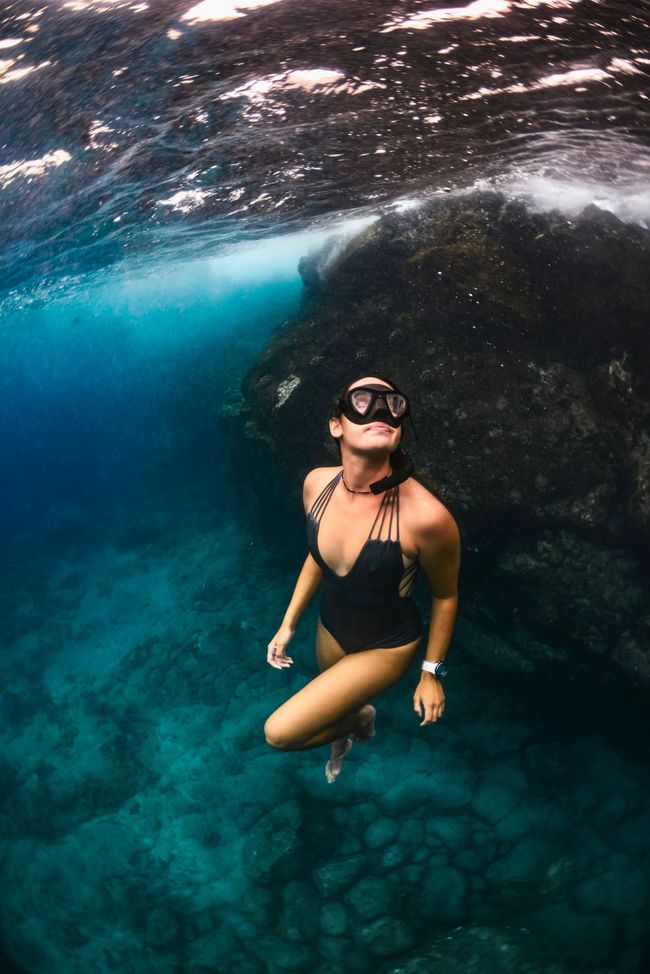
[264,715,294,751]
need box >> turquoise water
[1,0,649,970]
[2,229,649,974]
[1,241,305,543]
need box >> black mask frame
[338,384,410,428]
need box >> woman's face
[330,376,403,455]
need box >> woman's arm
[268,554,322,669]
[413,507,461,724]
[423,593,458,665]
[267,471,325,669]
[281,553,322,630]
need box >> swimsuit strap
[309,470,343,522]
[395,484,399,541]
[367,485,398,542]
[396,483,421,593]
[310,472,402,543]
[399,556,420,594]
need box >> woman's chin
[352,444,393,459]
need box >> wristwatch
[421,660,448,678]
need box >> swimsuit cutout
[306,469,423,653]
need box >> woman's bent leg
[314,620,374,781]
[264,634,419,751]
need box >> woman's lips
[367,424,392,432]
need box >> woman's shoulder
[302,466,342,512]
[402,475,459,534]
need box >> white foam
[480,174,650,228]
[0,211,377,319]
[199,213,378,283]
[156,189,214,213]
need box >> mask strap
[369,447,414,494]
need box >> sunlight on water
[181,0,285,22]
[0,148,71,188]
[1,0,646,293]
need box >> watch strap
[421,660,446,676]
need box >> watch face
[436,662,448,677]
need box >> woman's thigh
[316,618,347,673]
[264,635,420,749]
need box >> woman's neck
[340,455,391,494]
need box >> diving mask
[338,384,410,428]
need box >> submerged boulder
[236,191,650,691]
[379,921,617,974]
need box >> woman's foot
[352,704,376,743]
[325,736,353,784]
[324,706,376,783]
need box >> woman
[264,374,460,783]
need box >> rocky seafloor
[234,190,650,694]
[0,488,648,973]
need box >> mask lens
[386,393,407,418]
[349,389,373,415]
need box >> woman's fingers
[267,642,294,668]
[414,698,445,725]
[267,626,295,668]
[269,655,292,668]
[414,681,446,725]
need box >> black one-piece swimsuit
[306,469,423,653]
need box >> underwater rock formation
[237,191,650,691]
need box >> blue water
[1,0,650,971]
[0,239,311,544]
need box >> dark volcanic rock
[235,191,650,690]
[379,922,616,974]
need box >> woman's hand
[413,675,445,725]
[267,624,295,669]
